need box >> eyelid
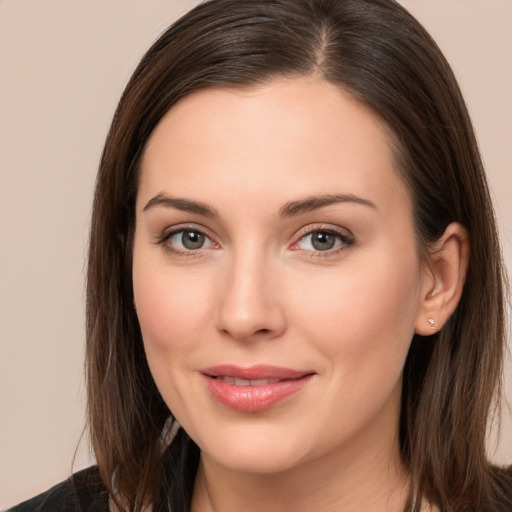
[290,223,354,254]
[293,223,353,240]
[154,222,353,257]
[155,223,220,254]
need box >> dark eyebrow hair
[279,194,377,217]
[142,192,218,216]
[143,192,375,218]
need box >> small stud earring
[428,318,436,328]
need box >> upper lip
[200,364,314,380]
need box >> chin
[195,428,310,475]
[208,449,302,475]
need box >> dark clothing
[8,466,109,512]
[8,464,512,511]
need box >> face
[133,78,428,475]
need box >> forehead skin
[138,77,410,226]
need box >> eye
[171,230,208,250]
[156,227,217,254]
[293,228,353,254]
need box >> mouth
[200,365,315,412]
[212,376,282,386]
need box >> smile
[200,365,315,412]
[215,376,281,386]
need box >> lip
[200,365,315,412]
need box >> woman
[11,0,511,511]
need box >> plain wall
[0,1,511,509]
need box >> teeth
[217,376,280,386]
[250,378,278,386]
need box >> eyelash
[155,224,354,258]
[292,225,354,257]
[155,224,218,257]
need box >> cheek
[138,280,203,347]
[132,259,217,420]
[293,250,421,377]
[287,252,422,448]
[132,250,215,382]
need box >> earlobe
[414,222,469,336]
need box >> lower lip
[203,374,314,412]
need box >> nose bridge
[216,244,285,341]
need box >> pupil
[312,231,335,251]
[182,231,204,250]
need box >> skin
[133,77,466,511]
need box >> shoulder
[7,466,109,512]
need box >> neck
[191,412,410,512]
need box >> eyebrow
[142,192,218,216]
[279,194,377,217]
[142,192,376,218]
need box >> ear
[414,222,469,336]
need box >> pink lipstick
[200,365,315,412]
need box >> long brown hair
[86,0,510,510]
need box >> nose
[215,250,286,342]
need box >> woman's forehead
[138,77,407,213]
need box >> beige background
[0,1,511,509]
